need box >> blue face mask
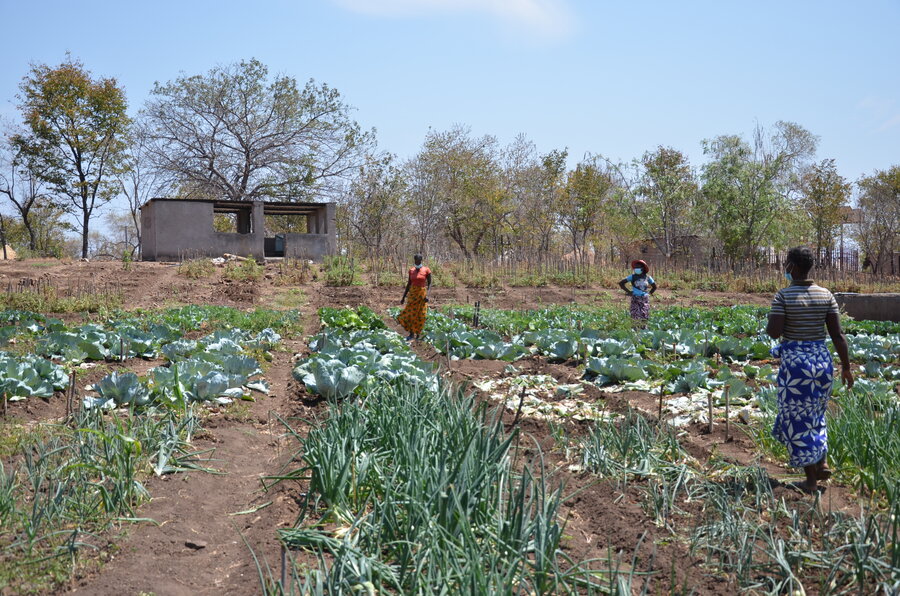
[633,268,642,275]
[415,264,422,270]
[785,271,793,282]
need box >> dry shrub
[178,259,215,279]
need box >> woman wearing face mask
[619,259,657,326]
[766,246,854,493]
[398,254,432,341]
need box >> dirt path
[67,342,309,596]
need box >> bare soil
[0,260,859,595]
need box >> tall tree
[536,149,568,261]
[403,153,443,256]
[799,159,851,263]
[0,131,49,252]
[499,136,562,263]
[557,156,615,265]
[117,121,171,257]
[414,126,505,259]
[633,146,698,259]
[855,165,900,274]
[143,58,373,202]
[345,153,406,259]
[14,57,130,258]
[700,122,817,262]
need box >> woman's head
[786,246,814,278]
[630,259,649,274]
[413,254,423,267]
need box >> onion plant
[0,405,204,593]
[272,381,617,594]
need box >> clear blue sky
[1,0,898,185]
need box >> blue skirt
[770,340,834,468]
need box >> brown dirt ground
[0,260,860,595]
[0,258,773,312]
[390,327,863,594]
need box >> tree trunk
[82,210,90,259]
[0,215,7,260]
[23,218,37,252]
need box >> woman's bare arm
[826,312,854,388]
[766,314,785,339]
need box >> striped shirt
[770,281,839,341]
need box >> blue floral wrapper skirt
[770,340,834,468]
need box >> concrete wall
[142,201,222,260]
[141,200,265,261]
[834,293,900,322]
[141,199,337,262]
[283,233,335,261]
[140,206,157,260]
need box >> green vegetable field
[1,297,898,594]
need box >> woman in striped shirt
[766,246,854,493]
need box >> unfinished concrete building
[140,198,336,262]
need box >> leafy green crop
[302,359,367,399]
[92,371,151,407]
[293,324,435,399]
[319,306,386,331]
[84,326,279,409]
[0,352,68,399]
[586,357,648,385]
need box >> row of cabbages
[291,307,436,400]
[422,309,899,388]
[422,311,779,363]
[436,304,900,364]
[85,328,280,409]
[0,307,290,405]
[426,305,899,430]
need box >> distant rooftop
[143,197,330,216]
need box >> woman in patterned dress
[619,259,657,327]
[397,254,432,341]
[766,246,854,493]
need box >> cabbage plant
[92,372,152,407]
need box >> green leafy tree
[14,57,131,258]
[143,58,373,202]
[855,165,900,274]
[345,153,406,259]
[414,125,505,259]
[799,159,851,261]
[502,139,565,263]
[700,122,817,263]
[557,156,615,265]
[4,200,70,257]
[633,146,698,259]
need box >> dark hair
[786,246,814,276]
[414,253,423,261]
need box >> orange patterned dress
[398,266,431,335]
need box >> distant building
[627,234,709,266]
[140,198,336,262]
